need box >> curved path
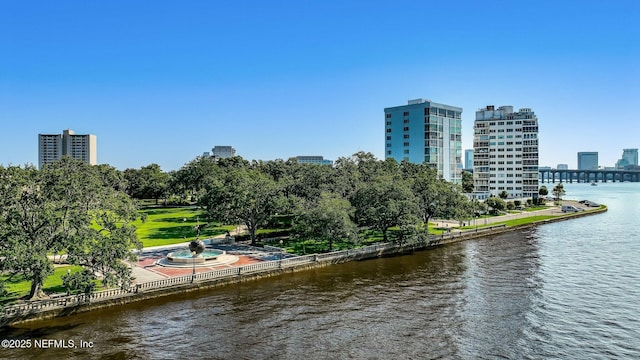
[433,200,590,230]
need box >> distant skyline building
[296,156,333,165]
[384,98,463,183]
[211,146,236,159]
[615,148,638,169]
[473,105,539,199]
[38,129,97,169]
[557,164,568,170]
[464,149,474,171]
[577,152,598,170]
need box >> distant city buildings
[473,105,539,199]
[38,129,97,169]
[296,156,333,165]
[615,148,638,169]
[203,146,236,159]
[384,98,463,183]
[464,149,474,171]
[577,152,598,170]
[557,164,568,170]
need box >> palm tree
[552,183,566,205]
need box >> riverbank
[1,203,606,327]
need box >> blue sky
[1,0,638,171]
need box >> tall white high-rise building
[38,129,97,169]
[473,105,539,199]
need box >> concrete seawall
[1,206,607,327]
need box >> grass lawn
[524,206,550,212]
[488,215,557,227]
[135,207,235,248]
[1,265,83,304]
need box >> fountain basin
[157,248,239,268]
[166,249,224,264]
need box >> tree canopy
[0,158,142,299]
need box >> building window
[386,114,392,118]
[387,150,392,155]
[404,119,409,124]
[403,150,409,154]
[403,142,409,146]
[403,134,409,139]
[386,129,392,133]
[386,121,392,125]
[403,111,409,116]
[386,136,391,140]
[403,127,409,131]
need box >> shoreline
[1,205,607,328]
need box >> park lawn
[134,207,235,248]
[492,215,558,227]
[459,215,558,230]
[1,265,83,304]
[273,228,391,255]
[524,206,550,212]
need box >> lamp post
[191,251,196,282]
[183,218,187,241]
[279,239,284,268]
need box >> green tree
[332,155,362,199]
[499,190,509,199]
[539,185,548,197]
[352,175,418,242]
[552,183,566,204]
[124,164,171,204]
[539,185,549,204]
[410,168,469,227]
[172,156,222,203]
[201,168,280,245]
[293,192,357,251]
[462,171,474,193]
[0,159,142,299]
[469,199,488,226]
[142,164,170,204]
[62,269,96,295]
[485,197,506,215]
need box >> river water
[2,183,639,359]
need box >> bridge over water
[539,169,640,183]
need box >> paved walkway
[432,200,586,231]
[129,226,250,283]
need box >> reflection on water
[2,183,639,359]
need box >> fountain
[157,228,239,268]
[158,247,239,268]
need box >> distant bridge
[539,169,640,183]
